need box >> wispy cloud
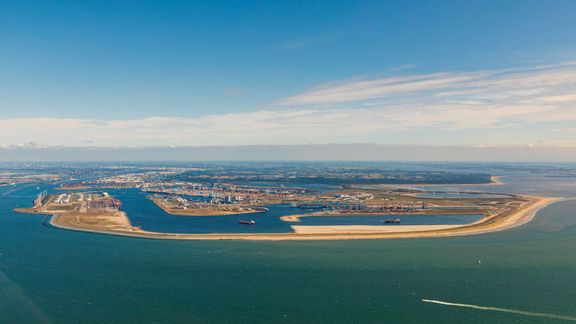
[277,61,576,106]
[2,61,576,148]
[0,102,573,147]
[277,72,488,105]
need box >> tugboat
[238,220,256,225]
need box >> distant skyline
[1,144,576,162]
[1,1,576,159]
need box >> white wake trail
[422,299,576,322]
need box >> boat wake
[422,299,576,322]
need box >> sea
[0,168,575,323]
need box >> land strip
[16,193,560,241]
[149,195,267,216]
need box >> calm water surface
[0,173,575,323]
[110,189,481,234]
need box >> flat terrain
[149,196,267,216]
[45,196,558,240]
[16,190,558,241]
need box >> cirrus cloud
[2,61,576,148]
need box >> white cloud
[1,61,576,147]
[277,61,576,107]
[0,101,574,147]
[277,72,490,105]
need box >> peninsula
[149,195,267,216]
[16,188,558,241]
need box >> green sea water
[1,182,575,323]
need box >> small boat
[238,220,256,225]
[382,218,401,224]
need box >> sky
[1,0,576,160]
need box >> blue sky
[1,0,576,150]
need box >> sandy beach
[291,224,462,234]
[26,195,561,241]
[279,208,485,223]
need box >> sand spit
[17,195,561,241]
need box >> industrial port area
[9,162,553,240]
[21,190,122,218]
[61,171,439,218]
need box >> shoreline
[20,195,563,241]
[354,176,504,189]
[280,209,484,223]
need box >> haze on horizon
[1,0,576,161]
